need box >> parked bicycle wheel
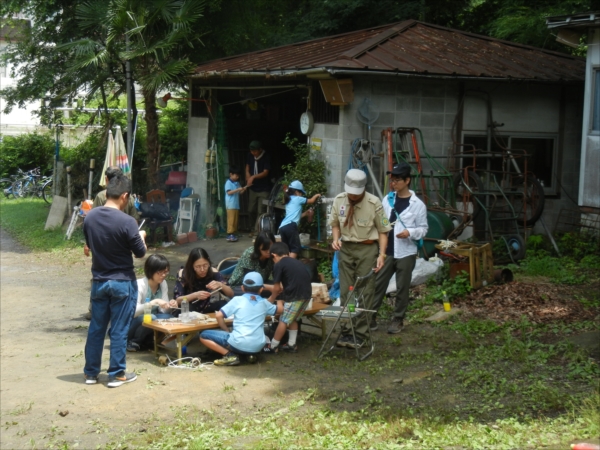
[42,180,53,204]
[11,180,24,198]
[0,178,16,198]
[512,175,545,226]
[452,170,483,221]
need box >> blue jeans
[84,280,138,377]
[200,329,255,355]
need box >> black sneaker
[369,319,379,331]
[107,372,137,388]
[387,320,404,334]
[336,335,351,348]
[84,374,98,385]
[346,336,365,349]
[281,343,298,353]
[127,341,140,352]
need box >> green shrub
[281,133,329,236]
[0,132,55,177]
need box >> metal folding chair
[317,270,375,361]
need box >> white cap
[344,169,367,195]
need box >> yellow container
[143,313,152,323]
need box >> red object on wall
[165,171,187,186]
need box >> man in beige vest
[329,169,391,349]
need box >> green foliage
[317,258,333,281]
[0,132,55,177]
[426,270,472,303]
[158,98,188,164]
[281,133,329,236]
[558,231,600,260]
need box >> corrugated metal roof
[193,20,584,82]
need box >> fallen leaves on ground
[452,281,599,324]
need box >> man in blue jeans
[83,175,147,387]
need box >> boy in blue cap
[279,180,321,258]
[199,272,283,366]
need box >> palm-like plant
[63,0,206,185]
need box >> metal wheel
[42,180,53,204]
[0,178,15,198]
[11,180,24,198]
[505,234,526,262]
[512,175,545,226]
[453,170,484,220]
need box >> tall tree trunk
[144,88,160,187]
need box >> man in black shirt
[245,140,272,235]
[266,242,312,353]
[83,175,147,387]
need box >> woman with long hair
[228,231,276,296]
[172,247,234,314]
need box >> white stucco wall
[579,27,600,209]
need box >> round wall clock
[300,111,314,136]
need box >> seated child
[265,242,312,353]
[199,272,283,366]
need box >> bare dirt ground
[0,230,305,449]
[1,229,599,449]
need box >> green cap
[249,140,262,150]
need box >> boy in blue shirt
[225,166,246,242]
[199,272,283,366]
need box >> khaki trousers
[338,241,378,339]
[227,209,239,234]
[248,190,269,231]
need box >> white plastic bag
[385,257,444,293]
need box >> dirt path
[0,229,296,449]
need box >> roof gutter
[192,67,581,84]
[327,68,583,84]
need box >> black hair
[106,175,131,199]
[251,231,275,261]
[229,166,241,175]
[144,254,170,279]
[242,284,262,294]
[270,242,290,257]
[183,247,214,291]
[106,166,123,181]
[283,188,298,205]
[391,174,412,187]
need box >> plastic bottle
[143,295,152,323]
[347,286,355,312]
[143,301,152,324]
[181,296,189,322]
[443,291,451,312]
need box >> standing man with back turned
[329,169,391,349]
[83,175,147,387]
[245,140,272,236]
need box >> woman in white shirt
[127,254,172,352]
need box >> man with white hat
[328,169,392,349]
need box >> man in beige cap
[328,169,391,349]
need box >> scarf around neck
[253,150,265,175]
[344,193,365,228]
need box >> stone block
[376,112,394,126]
[371,81,397,95]
[445,97,459,113]
[324,125,339,139]
[187,232,198,243]
[371,95,396,111]
[421,83,446,98]
[397,82,421,97]
[176,233,189,245]
[421,98,445,113]
[420,113,445,128]
[396,97,421,112]
[395,111,420,128]
[45,196,68,230]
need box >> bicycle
[12,168,41,198]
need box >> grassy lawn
[0,197,84,253]
[2,198,599,449]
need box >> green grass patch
[0,197,83,252]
